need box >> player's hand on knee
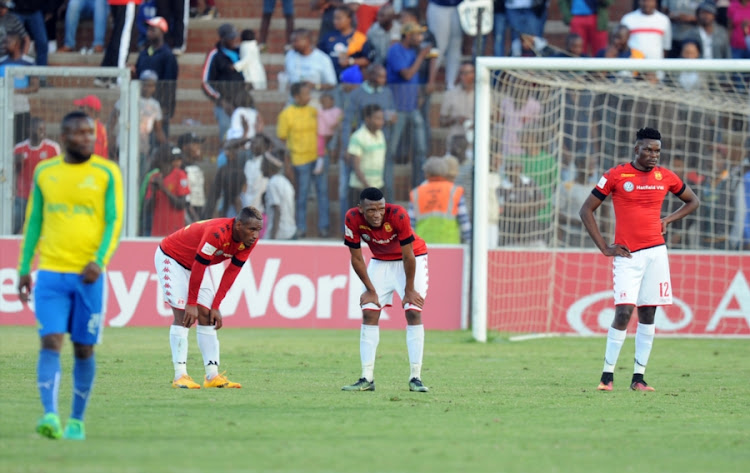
[403,289,424,309]
[604,244,631,258]
[360,290,380,308]
[210,309,223,330]
[183,305,199,328]
[81,262,102,283]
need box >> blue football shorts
[34,271,107,345]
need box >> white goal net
[472,58,750,341]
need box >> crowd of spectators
[3,0,750,250]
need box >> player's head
[634,127,662,171]
[233,206,264,247]
[358,187,386,228]
[61,111,95,163]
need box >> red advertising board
[0,239,465,330]
[490,250,750,335]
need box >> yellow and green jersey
[18,155,124,275]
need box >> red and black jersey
[592,162,685,252]
[344,203,428,260]
[159,218,257,308]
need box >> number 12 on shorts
[659,282,670,298]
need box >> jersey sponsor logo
[384,223,392,232]
[623,181,634,192]
[45,202,95,216]
[620,173,635,177]
[370,234,398,245]
[596,176,607,189]
[636,185,664,190]
[201,242,218,255]
[345,225,354,239]
[654,171,663,181]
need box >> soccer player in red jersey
[13,117,61,233]
[341,187,430,392]
[154,206,263,389]
[579,127,699,392]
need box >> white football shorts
[361,255,429,312]
[612,245,672,307]
[154,246,215,310]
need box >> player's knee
[405,310,422,325]
[40,334,64,352]
[73,343,94,359]
[362,311,380,325]
[613,305,634,328]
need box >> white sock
[634,322,656,375]
[360,325,379,382]
[196,325,220,379]
[603,326,627,373]
[406,324,425,380]
[169,325,189,380]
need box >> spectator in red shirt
[13,117,61,233]
[144,144,190,236]
[73,95,108,158]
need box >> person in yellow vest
[408,156,471,244]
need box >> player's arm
[89,164,124,283]
[349,246,380,308]
[400,242,424,309]
[579,194,631,258]
[661,184,700,234]
[17,171,45,303]
[210,253,248,329]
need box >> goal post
[472,57,750,342]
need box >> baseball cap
[340,65,363,84]
[73,95,102,111]
[177,132,205,148]
[146,16,169,33]
[140,69,159,81]
[217,23,238,41]
[169,146,183,160]
[696,2,717,15]
[401,22,427,36]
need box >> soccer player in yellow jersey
[17,111,124,440]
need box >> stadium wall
[0,239,466,330]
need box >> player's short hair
[61,110,91,132]
[636,127,661,141]
[362,103,382,119]
[237,206,263,223]
[360,187,384,202]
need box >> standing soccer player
[579,127,699,392]
[17,111,124,440]
[155,206,263,389]
[342,187,430,393]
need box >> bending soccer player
[17,111,124,440]
[342,187,430,392]
[579,127,699,392]
[155,206,263,389]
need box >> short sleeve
[196,225,223,259]
[593,171,614,199]
[390,206,415,243]
[344,209,361,247]
[347,131,363,157]
[667,169,685,195]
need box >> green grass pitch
[1,326,748,473]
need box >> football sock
[634,322,656,375]
[71,355,96,421]
[170,325,189,379]
[197,325,220,379]
[406,324,425,380]
[360,324,379,382]
[37,349,61,414]
[603,326,627,373]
